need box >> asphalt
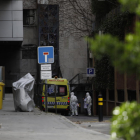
[65,115,111,135]
[0,94,111,140]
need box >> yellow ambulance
[42,77,70,115]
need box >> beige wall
[0,0,23,41]
[48,0,93,80]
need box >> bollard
[98,94,103,122]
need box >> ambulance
[42,77,70,115]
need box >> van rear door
[47,84,69,109]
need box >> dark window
[128,90,136,102]
[109,90,114,101]
[23,9,36,25]
[117,90,124,102]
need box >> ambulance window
[47,85,67,96]
[59,86,66,96]
[56,85,67,96]
[47,85,55,96]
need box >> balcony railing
[69,73,88,85]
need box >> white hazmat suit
[70,92,78,116]
[86,92,92,116]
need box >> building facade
[0,0,93,95]
[93,6,139,116]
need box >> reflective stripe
[47,102,68,105]
[98,98,103,101]
[98,102,103,105]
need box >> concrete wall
[0,0,23,41]
[0,0,38,92]
[29,0,91,81]
[20,1,38,80]
[48,0,91,81]
[23,0,37,9]
[22,27,38,45]
[59,36,87,80]
[0,0,91,92]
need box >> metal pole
[98,93,103,122]
[55,85,57,114]
[45,84,48,112]
[39,83,42,110]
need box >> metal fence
[34,82,43,111]
[34,82,58,113]
[69,73,87,85]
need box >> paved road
[0,94,110,140]
[65,115,111,135]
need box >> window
[23,9,36,26]
[47,85,67,97]
[59,87,65,95]
[128,90,136,102]
[109,90,115,101]
[117,90,124,102]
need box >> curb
[61,115,110,138]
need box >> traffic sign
[41,64,51,71]
[38,46,54,64]
[41,71,52,79]
[87,68,95,77]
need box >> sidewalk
[65,115,111,135]
[0,94,110,140]
[0,94,42,115]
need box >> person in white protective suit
[70,92,78,116]
[86,92,92,116]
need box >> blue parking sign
[87,68,95,77]
[38,46,54,64]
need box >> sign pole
[45,84,48,112]
[54,85,57,114]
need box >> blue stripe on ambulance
[47,102,68,105]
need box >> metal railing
[34,82,44,111]
[69,73,87,85]
[34,82,58,113]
